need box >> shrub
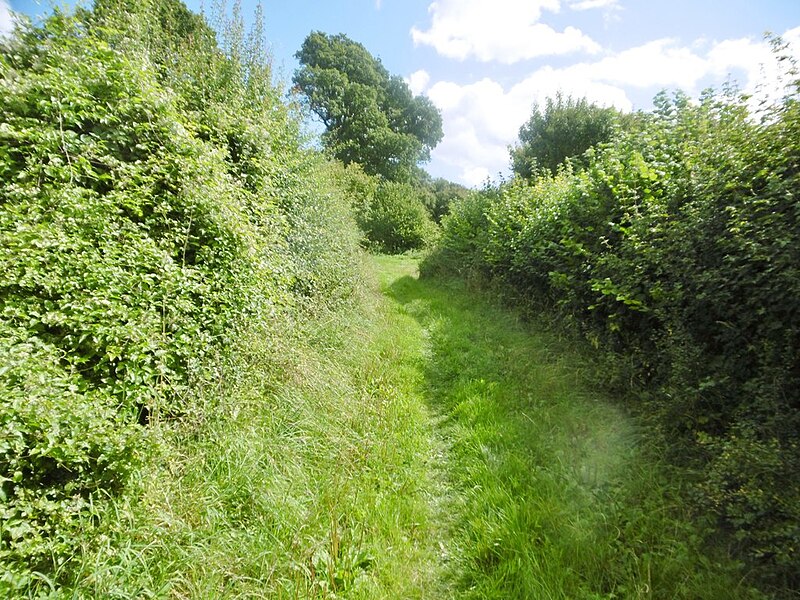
[0,4,364,591]
[423,76,800,588]
[358,180,438,253]
[419,187,491,278]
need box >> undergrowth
[0,1,365,591]
[387,255,764,599]
[60,257,450,598]
[30,254,773,599]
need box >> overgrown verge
[56,257,449,598]
[0,1,363,592]
[422,53,800,592]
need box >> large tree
[510,93,620,179]
[294,31,442,181]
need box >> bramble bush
[423,64,800,590]
[1,1,363,591]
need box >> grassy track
[68,255,763,598]
[374,255,761,599]
[69,255,449,598]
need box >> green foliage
[293,31,443,182]
[0,2,364,592]
[699,428,800,574]
[0,325,142,591]
[358,181,439,253]
[62,257,450,598]
[425,67,800,590]
[418,176,471,223]
[510,93,620,179]
[388,256,762,599]
[333,161,379,227]
[42,253,766,597]
[421,187,492,280]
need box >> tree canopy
[417,175,471,223]
[293,31,443,182]
[510,93,620,179]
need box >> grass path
[72,254,762,598]
[370,255,760,599]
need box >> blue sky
[4,0,800,186]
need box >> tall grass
[59,255,767,598]
[62,258,450,598]
[384,255,765,599]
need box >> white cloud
[0,0,15,38]
[570,34,800,97]
[567,38,711,89]
[426,79,517,185]
[784,25,800,46]
[709,28,800,107]
[705,34,800,108]
[406,69,431,95]
[569,0,620,11]
[375,0,383,9]
[708,38,773,82]
[568,0,622,25]
[426,29,800,186]
[411,0,600,63]
[427,73,630,185]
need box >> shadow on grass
[381,270,624,597]
[377,264,759,600]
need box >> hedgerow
[423,63,800,590]
[0,2,363,592]
[355,179,439,253]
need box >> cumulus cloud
[0,0,15,38]
[411,0,600,63]
[406,69,431,95]
[426,30,800,186]
[426,78,515,185]
[568,0,620,11]
[580,33,799,100]
[427,70,630,185]
[566,38,711,89]
[784,25,800,46]
[705,34,800,106]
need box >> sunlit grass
[63,255,765,598]
[380,254,764,600]
[65,258,449,598]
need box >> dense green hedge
[357,180,438,253]
[0,2,362,591]
[339,163,438,253]
[423,79,800,588]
